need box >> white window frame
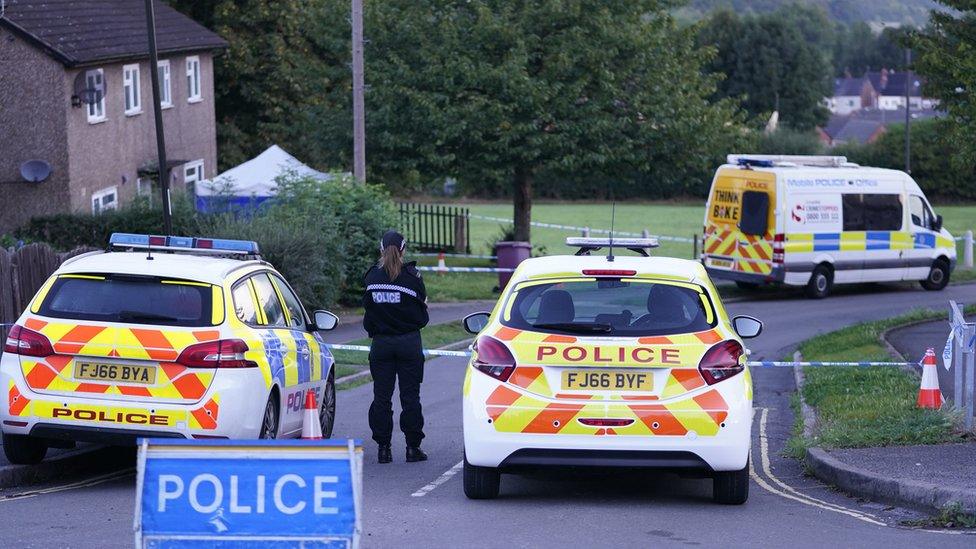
[85,68,106,123]
[91,186,119,214]
[186,56,202,103]
[157,60,172,108]
[123,63,142,115]
[183,160,205,193]
[136,177,153,199]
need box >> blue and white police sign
[134,439,363,548]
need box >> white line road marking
[0,468,134,503]
[411,461,463,497]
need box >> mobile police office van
[701,155,956,298]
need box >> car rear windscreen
[502,279,715,337]
[37,274,215,326]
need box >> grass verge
[330,321,470,385]
[789,307,975,454]
[902,503,976,528]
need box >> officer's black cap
[381,230,406,251]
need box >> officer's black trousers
[368,332,425,447]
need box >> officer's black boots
[378,445,392,464]
[406,446,428,462]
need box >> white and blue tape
[467,214,696,243]
[416,266,515,273]
[414,252,498,260]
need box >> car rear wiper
[118,310,179,322]
[532,322,612,334]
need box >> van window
[909,195,933,230]
[38,274,215,327]
[739,191,769,235]
[842,194,902,231]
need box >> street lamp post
[904,48,912,174]
[352,0,366,183]
[144,0,172,233]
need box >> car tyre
[713,460,749,505]
[463,453,500,499]
[920,259,950,291]
[320,369,337,439]
[258,391,280,439]
[2,432,48,465]
[805,264,832,299]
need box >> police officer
[363,230,429,464]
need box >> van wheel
[805,265,832,299]
[713,460,749,505]
[258,392,280,439]
[920,259,950,291]
[463,453,500,499]
[319,369,336,439]
[2,432,48,465]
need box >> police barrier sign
[134,439,363,548]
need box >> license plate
[707,257,734,269]
[561,370,653,392]
[74,362,157,385]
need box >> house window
[123,64,141,115]
[85,69,105,123]
[184,160,204,194]
[157,60,172,107]
[186,56,201,102]
[91,187,118,214]
[136,177,154,204]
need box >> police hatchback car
[460,238,762,504]
[1,234,339,464]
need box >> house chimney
[880,68,889,89]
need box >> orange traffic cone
[300,390,323,439]
[437,252,447,275]
[917,348,944,409]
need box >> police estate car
[1,234,339,464]
[460,238,762,504]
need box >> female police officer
[363,230,429,464]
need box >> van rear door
[704,169,776,278]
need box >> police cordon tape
[467,214,696,243]
[414,252,498,260]
[416,266,515,273]
[324,343,914,367]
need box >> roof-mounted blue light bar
[109,233,260,255]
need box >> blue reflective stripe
[914,233,936,249]
[813,233,840,251]
[865,231,890,250]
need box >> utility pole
[144,0,172,233]
[351,0,366,183]
[905,48,912,174]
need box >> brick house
[0,0,227,233]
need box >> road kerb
[0,445,123,490]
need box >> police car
[460,238,761,504]
[1,234,339,464]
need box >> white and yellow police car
[1,233,339,464]
[460,238,762,504]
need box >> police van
[701,155,956,298]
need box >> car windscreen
[502,279,715,337]
[37,274,216,327]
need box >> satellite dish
[20,160,52,183]
[71,70,105,105]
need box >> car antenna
[607,183,616,262]
[146,239,154,261]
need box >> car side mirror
[463,312,490,334]
[933,214,943,232]
[313,310,339,331]
[732,315,763,339]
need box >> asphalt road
[2,282,975,547]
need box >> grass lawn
[331,321,470,382]
[787,307,975,456]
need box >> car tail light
[582,269,637,277]
[772,233,785,264]
[578,418,634,427]
[3,325,54,357]
[698,340,744,385]
[176,339,258,368]
[473,336,516,382]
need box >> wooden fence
[398,203,470,254]
[0,244,99,345]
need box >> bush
[754,128,825,155]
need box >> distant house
[825,77,873,115]
[817,107,944,146]
[824,69,938,115]
[0,0,227,233]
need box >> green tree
[308,0,742,240]
[698,9,832,130]
[913,1,976,167]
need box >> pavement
[2,283,976,546]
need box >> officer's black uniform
[362,244,429,458]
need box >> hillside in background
[677,0,940,26]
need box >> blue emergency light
[109,233,260,255]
